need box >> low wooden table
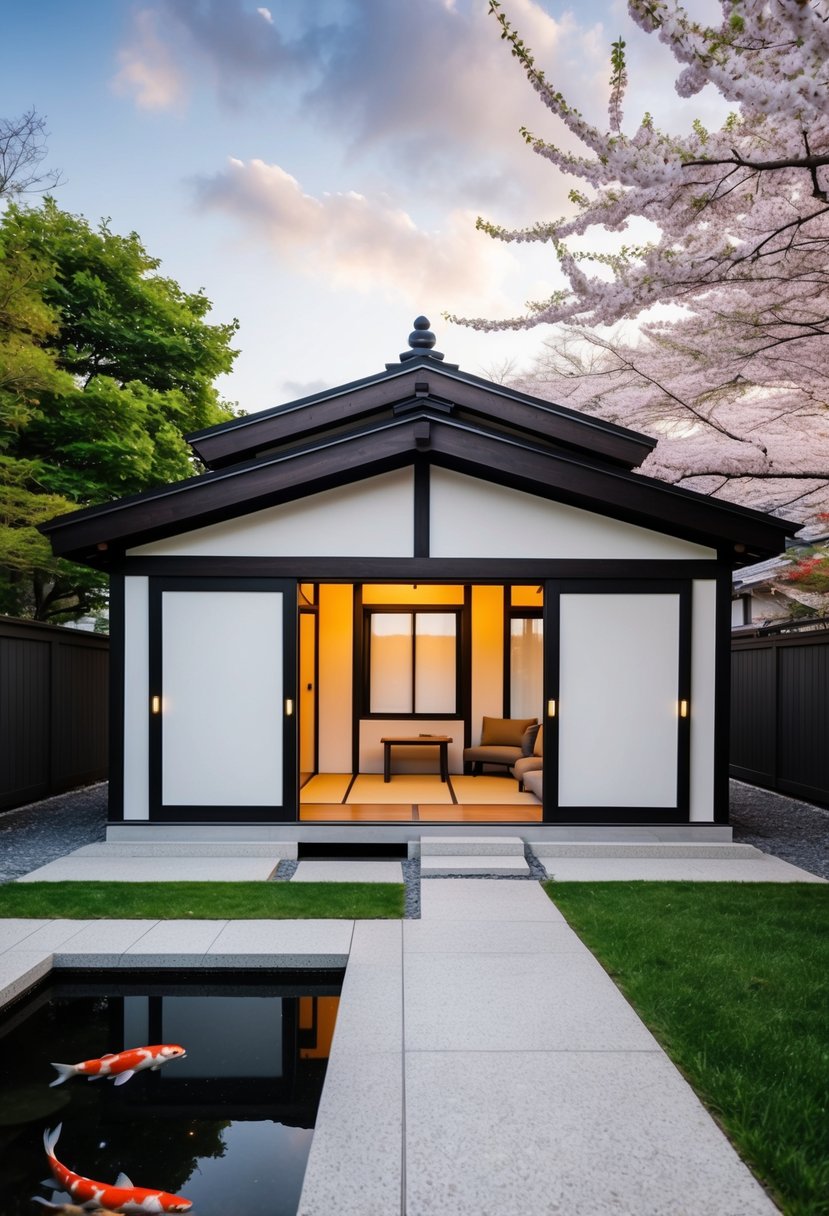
[381,735,453,783]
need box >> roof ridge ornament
[400,315,444,362]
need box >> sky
[1,0,727,416]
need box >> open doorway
[297,582,544,823]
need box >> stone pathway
[298,879,779,1215]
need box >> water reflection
[0,973,341,1216]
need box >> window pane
[510,617,543,721]
[370,613,413,713]
[414,613,456,714]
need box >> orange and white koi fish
[50,1044,186,1088]
[42,1125,193,1214]
[32,1197,122,1215]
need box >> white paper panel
[162,591,283,806]
[558,594,680,807]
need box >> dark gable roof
[41,389,794,567]
[187,353,657,473]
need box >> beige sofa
[463,716,538,776]
[510,724,543,799]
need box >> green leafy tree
[0,199,238,621]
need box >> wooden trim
[107,574,125,824]
[352,584,363,774]
[118,557,727,580]
[542,582,561,825]
[714,572,733,824]
[462,585,472,750]
[414,459,430,557]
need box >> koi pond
[0,970,342,1215]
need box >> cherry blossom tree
[452,0,829,523]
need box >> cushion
[512,755,543,780]
[521,723,541,756]
[480,716,537,747]
[523,769,543,799]
[463,745,522,765]
[533,724,544,757]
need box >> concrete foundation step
[418,836,526,856]
[419,836,530,876]
[529,842,762,859]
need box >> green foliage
[545,882,829,1216]
[0,199,239,620]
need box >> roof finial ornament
[400,315,444,362]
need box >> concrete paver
[541,855,825,881]
[17,854,279,882]
[405,1051,775,1216]
[291,860,403,883]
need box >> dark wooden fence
[731,622,829,807]
[0,616,109,812]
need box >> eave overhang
[186,355,657,473]
[40,410,794,569]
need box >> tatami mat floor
[299,772,543,822]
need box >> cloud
[192,157,518,310]
[112,8,186,110]
[256,8,273,23]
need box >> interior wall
[690,580,717,821]
[361,584,465,604]
[123,576,149,820]
[317,584,353,772]
[471,585,505,745]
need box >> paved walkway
[299,879,778,1215]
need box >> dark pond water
[0,971,341,1216]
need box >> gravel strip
[729,779,829,880]
[0,783,107,883]
[1,780,825,886]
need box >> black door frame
[148,576,298,822]
[543,579,692,824]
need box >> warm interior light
[679,699,688,718]
[151,695,161,715]
[285,699,294,716]
[547,699,557,717]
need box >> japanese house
[41,318,793,842]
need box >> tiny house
[42,319,792,842]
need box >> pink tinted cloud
[193,157,517,308]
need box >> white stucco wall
[126,469,414,557]
[429,468,717,560]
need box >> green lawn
[0,881,405,920]
[544,881,829,1216]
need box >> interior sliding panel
[149,578,296,821]
[546,581,691,822]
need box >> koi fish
[32,1198,122,1215]
[42,1125,193,1214]
[50,1044,186,1088]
